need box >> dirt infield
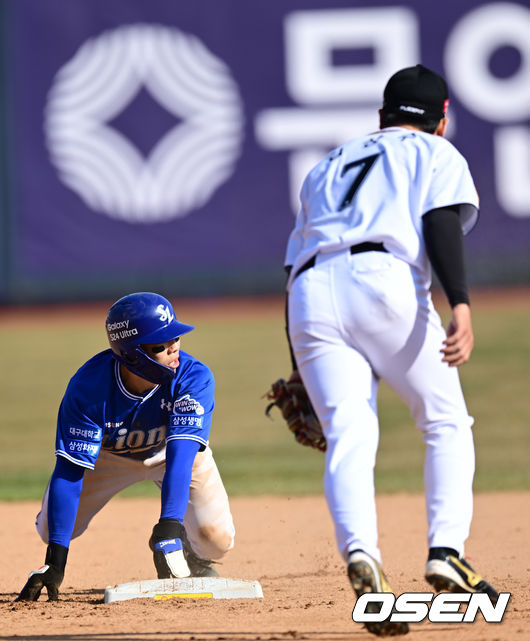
[2,493,528,641]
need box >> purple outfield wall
[1,0,529,302]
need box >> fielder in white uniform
[285,65,499,636]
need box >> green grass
[0,296,529,500]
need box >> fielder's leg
[288,251,382,563]
[288,249,409,636]
[367,286,475,554]
[322,253,476,556]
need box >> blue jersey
[55,349,214,470]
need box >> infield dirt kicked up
[2,492,528,641]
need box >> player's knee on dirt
[36,504,90,544]
[195,523,235,559]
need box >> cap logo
[399,105,425,115]
[157,304,174,323]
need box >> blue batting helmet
[106,292,194,384]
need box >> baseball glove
[265,372,326,452]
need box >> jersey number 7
[339,153,381,211]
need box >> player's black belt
[294,242,388,279]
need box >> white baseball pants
[36,446,235,560]
[288,248,475,563]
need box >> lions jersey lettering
[285,127,479,291]
[55,350,214,469]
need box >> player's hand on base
[441,303,474,367]
[16,542,68,602]
[16,564,64,601]
[149,519,191,578]
[153,538,191,578]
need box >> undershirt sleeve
[422,205,470,308]
[284,291,298,371]
[160,438,201,522]
[48,456,85,547]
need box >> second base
[104,577,264,603]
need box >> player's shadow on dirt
[67,588,106,603]
[0,589,105,605]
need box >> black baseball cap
[382,64,449,121]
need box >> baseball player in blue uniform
[17,292,235,601]
[284,65,499,636]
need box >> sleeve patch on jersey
[171,415,204,428]
[172,394,204,415]
[66,439,99,456]
[68,426,101,441]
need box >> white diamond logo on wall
[44,24,245,223]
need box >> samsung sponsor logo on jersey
[171,415,203,428]
[173,394,205,415]
[67,440,99,455]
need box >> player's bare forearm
[441,303,474,367]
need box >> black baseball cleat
[348,550,409,637]
[186,556,219,577]
[425,547,499,603]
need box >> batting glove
[149,519,191,579]
[16,542,68,601]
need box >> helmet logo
[157,304,174,323]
